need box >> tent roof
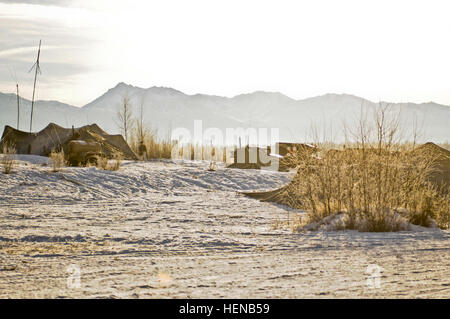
[0,123,137,160]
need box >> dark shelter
[0,123,137,160]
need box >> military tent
[0,123,137,160]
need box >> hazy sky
[0,0,449,106]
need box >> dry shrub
[1,143,16,174]
[49,149,65,172]
[95,151,122,171]
[286,104,450,231]
[96,156,109,170]
[109,151,122,171]
[129,125,229,162]
[272,213,305,231]
[173,142,227,163]
[130,128,174,160]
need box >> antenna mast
[29,40,42,133]
[16,84,20,129]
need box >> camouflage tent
[226,146,272,170]
[226,143,317,171]
[0,123,137,160]
[414,142,450,193]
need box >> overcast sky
[0,0,449,106]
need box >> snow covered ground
[0,156,449,298]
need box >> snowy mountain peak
[114,81,130,88]
[234,90,292,100]
[146,86,186,97]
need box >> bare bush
[285,104,449,231]
[1,143,16,174]
[95,151,122,171]
[97,156,109,170]
[130,127,175,160]
[116,95,134,143]
[109,151,122,171]
[129,119,232,163]
[49,149,65,172]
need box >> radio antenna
[28,40,42,132]
[16,84,20,129]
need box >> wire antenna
[16,84,20,130]
[7,66,21,130]
[29,39,42,133]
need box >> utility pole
[29,40,42,133]
[16,84,20,130]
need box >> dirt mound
[0,123,137,160]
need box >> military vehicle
[66,140,104,166]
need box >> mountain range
[1,82,449,143]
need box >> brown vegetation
[129,126,229,163]
[272,106,450,231]
[109,151,122,171]
[49,149,65,172]
[1,143,16,174]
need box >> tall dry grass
[285,105,449,231]
[1,143,16,174]
[129,126,229,162]
[109,151,122,171]
[96,155,109,170]
[129,127,174,160]
[175,143,226,162]
[95,152,121,171]
[49,149,65,172]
